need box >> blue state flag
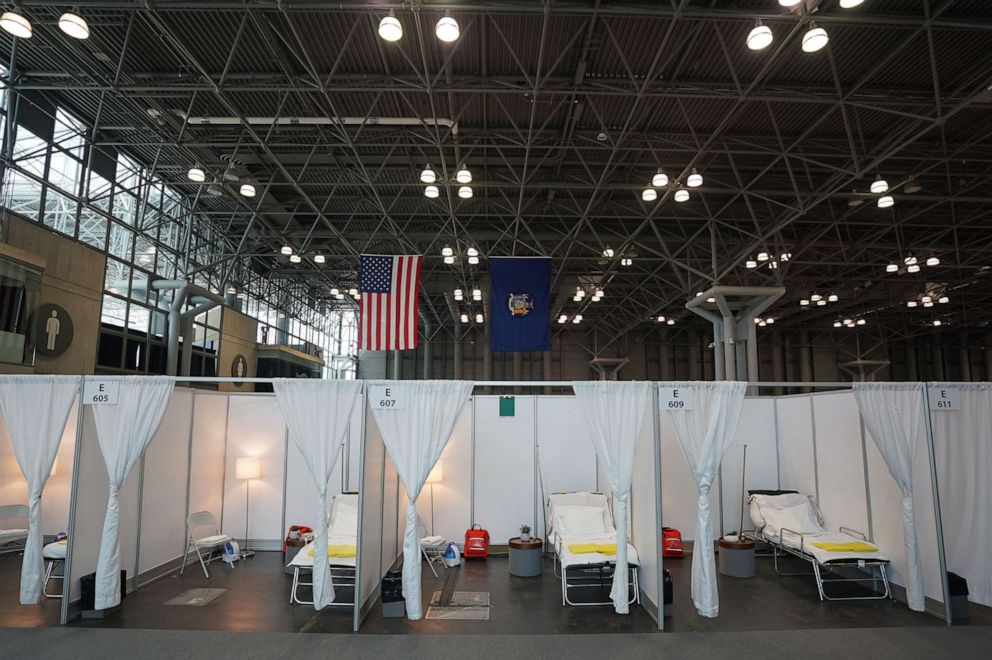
[489,257,551,352]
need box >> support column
[422,316,431,380]
[659,330,672,380]
[931,335,945,381]
[905,341,919,381]
[453,328,463,380]
[392,349,402,380]
[799,329,812,393]
[958,332,971,381]
[688,331,701,380]
[771,330,785,396]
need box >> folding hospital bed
[548,492,639,607]
[0,504,29,555]
[287,493,358,606]
[744,491,891,601]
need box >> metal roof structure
[5,0,992,356]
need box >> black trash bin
[663,569,674,617]
[80,570,127,613]
[947,572,969,622]
[382,569,405,618]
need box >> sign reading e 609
[659,386,694,411]
[83,380,119,405]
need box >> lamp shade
[426,460,444,484]
[236,457,261,480]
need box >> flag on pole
[489,257,551,352]
[359,254,422,351]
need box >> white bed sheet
[288,534,358,568]
[0,528,27,544]
[764,530,889,564]
[557,534,639,568]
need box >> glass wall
[0,71,357,377]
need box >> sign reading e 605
[83,380,119,406]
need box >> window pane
[101,294,127,328]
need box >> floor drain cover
[164,588,227,606]
[430,591,491,607]
[425,606,490,620]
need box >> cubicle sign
[370,384,404,409]
[660,386,694,411]
[928,387,960,411]
[83,380,119,406]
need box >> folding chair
[42,540,67,599]
[417,517,447,578]
[0,504,28,555]
[181,511,232,578]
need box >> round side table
[718,538,755,578]
[508,537,543,577]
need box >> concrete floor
[5,547,989,635]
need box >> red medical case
[463,524,490,559]
[662,527,684,558]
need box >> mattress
[766,530,890,564]
[288,534,358,568]
[0,528,27,545]
[557,534,639,569]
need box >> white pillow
[762,503,823,538]
[555,505,608,536]
[330,504,358,535]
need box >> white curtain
[931,383,992,606]
[92,376,174,610]
[572,381,653,614]
[0,375,80,604]
[854,382,928,612]
[663,380,746,618]
[274,378,362,610]
[369,380,473,620]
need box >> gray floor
[3,626,992,660]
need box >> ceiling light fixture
[922,295,932,303]
[810,294,822,302]
[349,288,358,296]
[472,288,482,301]
[435,13,460,42]
[558,315,568,324]
[378,11,402,42]
[475,313,484,323]
[905,256,918,265]
[456,165,472,184]
[886,263,898,273]
[747,20,773,50]
[674,188,690,202]
[314,254,325,264]
[687,168,703,187]
[926,256,940,266]
[621,257,632,266]
[467,247,479,257]
[816,300,827,306]
[441,246,453,257]
[443,256,455,265]
[834,321,842,328]
[461,314,469,324]
[58,12,89,40]
[187,165,205,182]
[0,11,32,39]
[280,246,293,256]
[828,294,839,302]
[781,253,792,261]
[667,319,675,326]
[802,23,829,53]
[938,296,949,304]
[239,183,256,197]
[907,301,918,308]
[652,168,668,187]
[424,185,440,198]
[840,0,865,7]
[856,318,866,325]
[603,248,615,258]
[468,256,479,265]
[420,166,436,184]
[800,299,810,306]
[289,254,302,264]
[641,188,658,202]
[757,252,769,261]
[458,185,473,199]
[933,320,942,327]
[779,0,802,6]
[904,177,921,194]
[877,195,894,208]
[453,288,463,300]
[746,259,758,269]
[657,315,666,323]
[908,264,921,273]
[870,175,889,194]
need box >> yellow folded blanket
[811,541,877,553]
[568,543,617,555]
[307,544,356,558]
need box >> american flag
[359,254,423,351]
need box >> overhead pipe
[152,280,187,376]
[177,111,459,135]
[180,296,220,378]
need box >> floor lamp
[426,460,443,536]
[236,457,261,559]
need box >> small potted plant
[520,524,531,541]
[724,530,740,543]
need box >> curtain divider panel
[273,378,363,610]
[662,380,746,618]
[854,382,927,612]
[368,380,473,620]
[572,381,653,614]
[0,375,81,604]
[91,376,174,610]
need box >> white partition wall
[535,396,598,539]
[356,402,385,631]
[186,392,228,528]
[222,394,287,547]
[775,395,817,496]
[473,395,536,541]
[812,391,870,536]
[136,389,194,583]
[720,397,778,536]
